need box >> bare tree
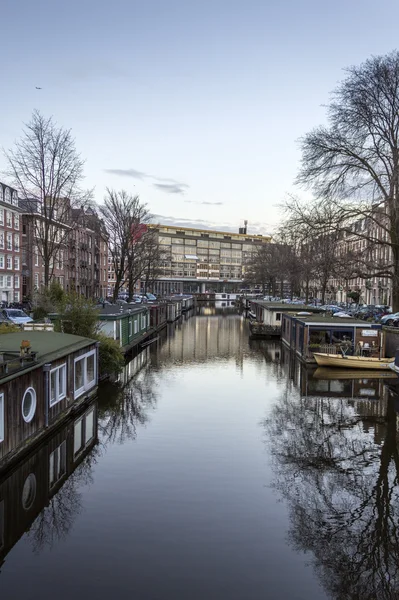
[99,189,150,301]
[4,110,89,288]
[297,51,399,310]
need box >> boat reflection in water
[0,401,98,568]
[262,340,399,599]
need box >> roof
[284,314,381,326]
[0,331,95,365]
[251,301,322,312]
[149,223,271,241]
[97,305,147,319]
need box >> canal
[1,308,399,599]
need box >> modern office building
[150,224,271,294]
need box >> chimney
[239,220,248,235]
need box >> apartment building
[327,211,392,306]
[69,208,108,299]
[0,183,22,303]
[150,224,271,294]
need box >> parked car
[333,311,352,318]
[380,311,399,326]
[2,309,33,325]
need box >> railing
[304,344,350,360]
[0,351,39,376]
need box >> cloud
[104,167,189,194]
[153,183,189,195]
[185,200,224,206]
[104,168,148,180]
[151,214,272,236]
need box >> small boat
[313,352,394,370]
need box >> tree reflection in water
[27,448,100,553]
[265,380,399,599]
[98,362,159,446]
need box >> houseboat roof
[251,301,322,312]
[97,305,148,318]
[0,331,95,361]
[283,314,381,327]
[0,331,96,384]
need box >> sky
[2,0,399,235]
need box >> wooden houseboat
[249,301,323,338]
[0,331,98,470]
[0,400,97,564]
[281,313,384,363]
[148,303,167,331]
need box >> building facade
[0,183,22,303]
[150,224,272,294]
[20,198,108,300]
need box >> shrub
[56,292,100,338]
[0,323,21,334]
[95,333,124,377]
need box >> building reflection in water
[0,401,98,568]
[263,342,399,599]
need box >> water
[1,308,399,599]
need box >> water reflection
[0,401,98,567]
[265,350,399,599]
[97,347,159,445]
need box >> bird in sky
[35,86,42,90]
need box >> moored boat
[313,352,394,370]
[313,367,397,379]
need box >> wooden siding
[0,342,97,464]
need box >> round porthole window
[22,387,37,423]
[22,473,37,510]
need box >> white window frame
[0,393,4,442]
[14,257,19,271]
[22,387,37,423]
[0,210,4,226]
[49,363,67,407]
[14,214,19,230]
[0,255,4,269]
[74,349,97,399]
[129,319,132,337]
[5,212,11,228]
[6,234,12,251]
[134,320,138,335]
[6,256,11,270]
[14,275,19,288]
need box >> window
[0,210,4,225]
[50,364,66,407]
[6,256,11,270]
[134,320,138,334]
[6,212,11,227]
[34,273,39,289]
[49,441,66,488]
[22,387,37,423]
[0,393,3,443]
[14,235,19,251]
[59,250,64,269]
[0,276,3,288]
[0,255,4,269]
[0,232,5,249]
[129,319,132,337]
[89,253,92,266]
[14,214,19,230]
[74,349,97,399]
[141,315,146,329]
[14,257,19,270]
[6,234,12,251]
[34,247,39,266]
[276,313,281,322]
[14,275,19,288]
[14,291,20,302]
[6,276,12,288]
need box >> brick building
[0,182,22,303]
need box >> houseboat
[215,293,238,302]
[97,305,151,352]
[249,301,323,338]
[0,331,98,470]
[281,313,384,363]
[148,303,167,332]
[0,400,97,564]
